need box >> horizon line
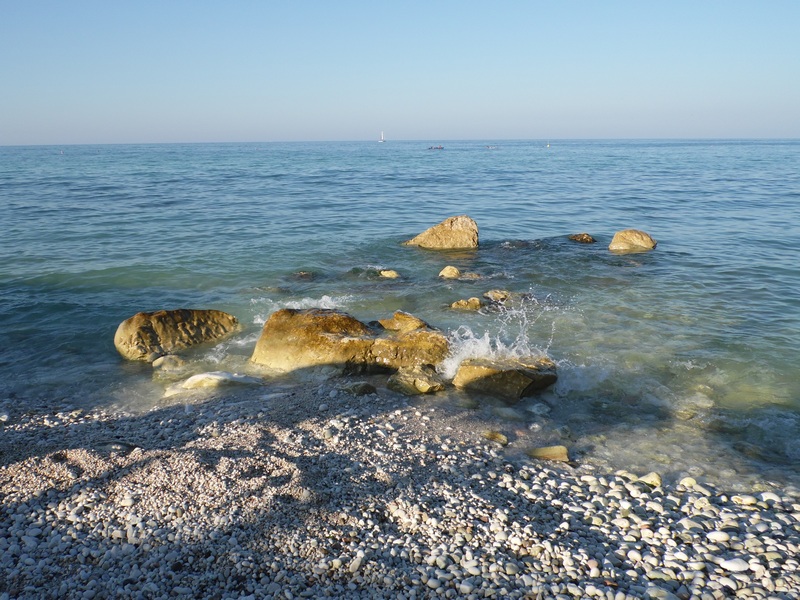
[3,136,799,148]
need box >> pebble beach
[2,380,799,600]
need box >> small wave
[440,325,549,380]
[251,294,356,324]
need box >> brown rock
[250,308,449,374]
[403,215,479,250]
[438,265,461,279]
[527,445,569,462]
[387,365,445,396]
[378,311,430,334]
[569,233,596,243]
[452,357,557,402]
[450,297,483,311]
[608,229,657,253]
[371,328,450,371]
[114,309,239,362]
[483,290,511,304]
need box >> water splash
[251,294,356,324]
[440,294,556,379]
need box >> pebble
[720,558,750,572]
[1,389,798,600]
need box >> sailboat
[378,131,386,143]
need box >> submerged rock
[482,430,509,446]
[114,309,239,362]
[250,308,449,374]
[608,229,657,253]
[452,357,557,402]
[527,445,569,462]
[164,371,262,397]
[403,215,479,250]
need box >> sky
[2,1,799,145]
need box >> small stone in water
[527,445,569,462]
[482,430,508,446]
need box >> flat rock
[114,309,239,362]
[387,365,445,396]
[527,445,569,462]
[403,215,479,250]
[452,357,557,402]
[165,371,262,397]
[250,308,449,374]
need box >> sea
[1,139,799,492]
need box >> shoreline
[2,379,799,599]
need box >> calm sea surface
[1,140,799,490]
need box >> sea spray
[439,296,556,380]
[251,294,357,325]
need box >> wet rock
[250,308,449,374]
[342,381,377,396]
[379,269,400,279]
[151,355,187,371]
[164,371,262,397]
[450,297,483,311]
[378,311,430,334]
[438,265,461,279]
[483,289,511,304]
[569,233,596,243]
[482,431,509,446]
[114,309,239,362]
[527,445,569,462]
[452,357,557,402]
[403,215,479,250]
[608,229,657,253]
[387,365,445,396]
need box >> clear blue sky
[2,1,799,145]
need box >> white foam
[251,294,356,324]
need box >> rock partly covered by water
[569,233,596,243]
[114,309,239,362]
[438,265,461,279]
[452,357,558,402]
[387,365,446,396]
[250,308,449,374]
[608,229,658,253]
[403,215,479,250]
[164,371,263,397]
[450,297,483,311]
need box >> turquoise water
[2,140,799,488]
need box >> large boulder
[608,229,657,253]
[250,308,449,374]
[114,309,239,362]
[403,215,479,250]
[452,357,557,403]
